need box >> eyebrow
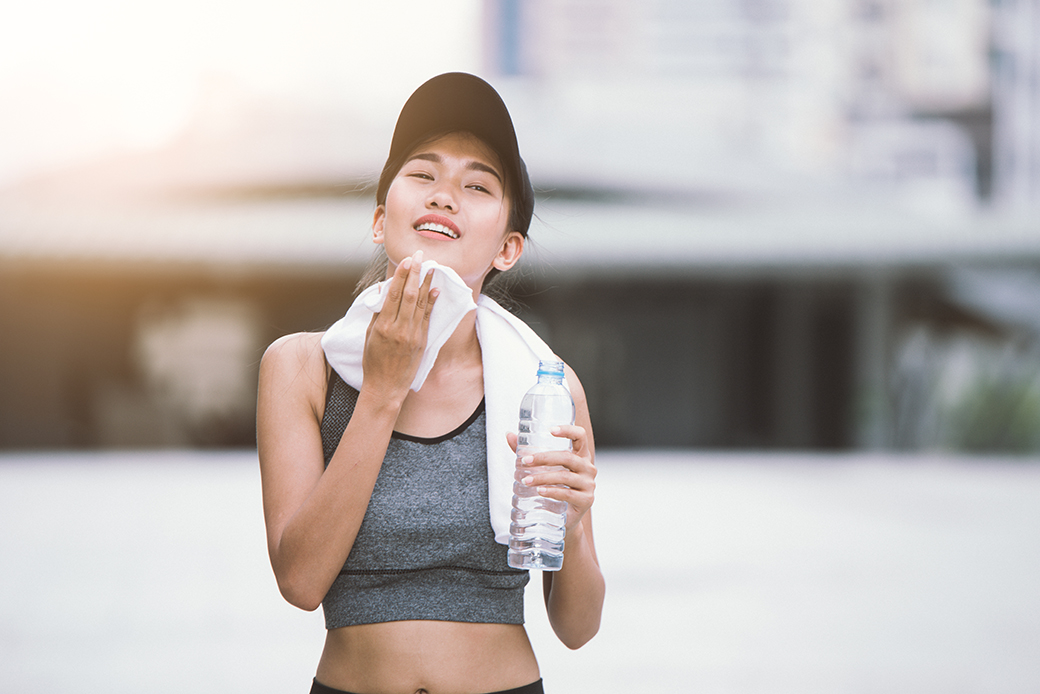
[406,152,503,184]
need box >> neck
[430,306,482,373]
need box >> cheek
[384,176,417,212]
[477,200,511,237]
[382,190,414,232]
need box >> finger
[519,448,586,470]
[551,424,590,455]
[505,432,518,454]
[382,254,414,319]
[398,251,425,321]
[534,483,594,520]
[423,288,439,328]
[522,463,594,491]
[414,265,436,323]
[550,424,584,443]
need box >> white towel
[320,260,563,545]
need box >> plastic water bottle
[507,360,574,571]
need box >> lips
[414,214,460,240]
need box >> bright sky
[0,0,482,185]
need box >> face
[373,132,525,291]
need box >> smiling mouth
[415,222,459,239]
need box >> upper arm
[565,363,595,459]
[256,333,329,557]
[564,362,598,546]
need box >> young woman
[257,73,604,694]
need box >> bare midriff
[314,620,540,694]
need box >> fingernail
[430,288,440,299]
[521,455,534,465]
[400,257,412,270]
[522,476,534,486]
[413,250,423,266]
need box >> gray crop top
[319,369,529,629]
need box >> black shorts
[310,677,544,694]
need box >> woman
[257,73,604,694]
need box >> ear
[492,231,525,272]
[372,205,386,244]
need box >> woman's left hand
[506,425,597,534]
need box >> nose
[427,181,457,212]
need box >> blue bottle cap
[536,360,565,377]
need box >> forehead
[405,131,505,175]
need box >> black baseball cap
[375,72,535,236]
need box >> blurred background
[2,0,1039,453]
[2,1,1040,693]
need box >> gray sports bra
[318,369,528,628]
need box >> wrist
[565,516,587,543]
[356,382,407,420]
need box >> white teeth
[416,222,458,239]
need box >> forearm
[264,386,403,611]
[544,518,605,649]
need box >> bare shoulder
[259,332,328,408]
[262,331,325,371]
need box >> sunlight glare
[0,0,481,184]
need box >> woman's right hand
[361,250,438,402]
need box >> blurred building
[478,0,1040,452]
[992,0,1040,211]
[1,0,1039,451]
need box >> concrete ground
[1,449,1038,693]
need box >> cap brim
[389,72,522,181]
